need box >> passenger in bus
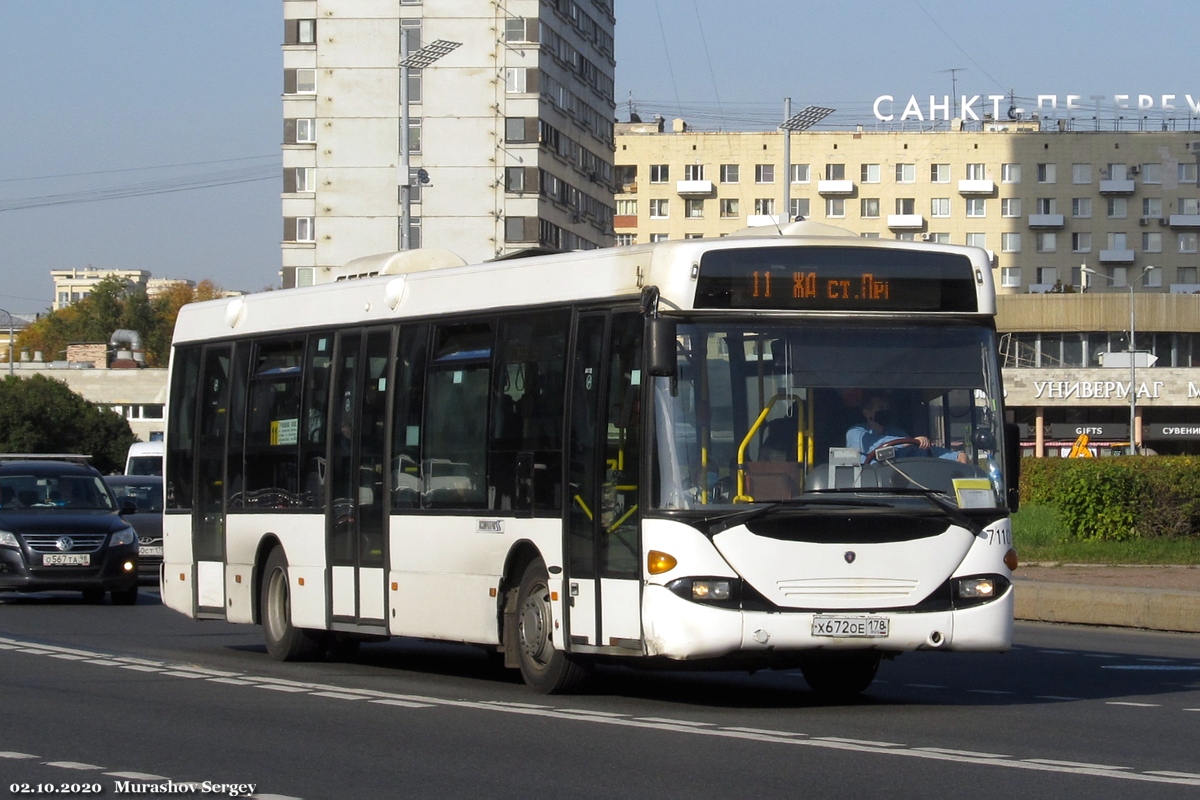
[847,390,968,463]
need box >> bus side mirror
[1004,422,1020,513]
[646,316,677,377]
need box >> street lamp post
[1082,264,1156,455]
[0,309,13,377]
[779,103,835,222]
[399,38,461,250]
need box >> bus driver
[847,390,968,464]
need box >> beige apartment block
[615,118,1200,456]
[51,268,150,311]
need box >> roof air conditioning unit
[1160,218,1169,225]
[1129,165,1140,175]
[1139,217,1149,226]
[920,233,933,241]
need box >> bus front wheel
[515,559,591,694]
[261,547,326,661]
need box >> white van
[125,441,164,476]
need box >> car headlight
[0,530,18,548]
[110,527,137,547]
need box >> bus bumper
[642,583,1013,660]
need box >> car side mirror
[972,428,997,452]
[119,500,138,515]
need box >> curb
[1013,580,1200,634]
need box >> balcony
[1169,214,1200,227]
[1027,213,1065,228]
[886,214,925,230]
[747,214,783,228]
[1098,249,1136,263]
[1028,283,1056,294]
[676,179,714,197]
[817,179,855,194]
[957,179,995,195]
[613,215,638,229]
[1099,178,1136,194]
[1170,284,1200,294]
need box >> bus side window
[489,311,569,513]
[300,332,335,508]
[390,324,428,510]
[423,322,493,509]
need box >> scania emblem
[844,551,856,564]
[56,536,74,552]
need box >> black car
[103,475,162,583]
[0,458,139,604]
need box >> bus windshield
[653,321,1006,510]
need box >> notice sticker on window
[271,418,299,446]
[953,478,995,509]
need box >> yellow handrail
[734,392,804,503]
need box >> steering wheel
[863,438,926,465]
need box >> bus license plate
[812,615,889,638]
[43,553,90,567]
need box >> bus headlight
[691,580,732,601]
[666,577,741,607]
[956,577,996,599]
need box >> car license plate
[812,615,889,638]
[43,553,90,567]
[140,545,163,557]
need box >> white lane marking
[815,737,902,748]
[45,761,103,770]
[0,751,38,759]
[1148,771,1200,779]
[208,678,256,686]
[4,634,1200,788]
[1106,701,1161,708]
[19,648,54,655]
[106,771,168,780]
[1038,649,1071,655]
[1036,695,1083,701]
[1102,665,1200,671]
[48,653,87,661]
[635,717,714,727]
[1024,758,1130,771]
[161,671,209,679]
[370,699,435,709]
[1183,708,1200,713]
[917,747,1010,759]
[1083,654,1118,659]
[481,701,552,709]
[120,665,163,673]
[310,691,367,701]
[722,727,807,737]
[1137,657,1176,663]
[559,708,627,717]
[85,659,125,666]
[904,683,947,689]
[968,689,1014,695]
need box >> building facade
[51,268,194,311]
[280,0,617,288]
[614,119,1200,455]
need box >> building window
[720,198,739,218]
[1182,198,1200,215]
[285,19,317,45]
[1001,267,1021,287]
[720,164,739,183]
[1001,198,1021,218]
[649,233,668,243]
[1036,267,1057,286]
[1179,266,1198,283]
[860,198,880,218]
[931,163,950,183]
[1142,163,1162,184]
[930,198,950,218]
[685,198,704,218]
[1106,163,1128,180]
[615,234,635,246]
[965,233,986,249]
[789,198,809,219]
[1001,232,1021,252]
[1001,163,1021,183]
[790,164,810,183]
[1072,163,1092,184]
[824,164,845,180]
[895,198,915,215]
[1179,163,1198,184]
[1072,232,1092,253]
[895,163,915,183]
[860,232,880,239]
[1072,197,1092,218]
[1107,197,1127,219]
[754,198,775,215]
[649,198,669,219]
[895,233,915,241]
[295,118,316,143]
[1146,267,1162,287]
[966,198,986,217]
[929,232,950,243]
[285,68,316,94]
[965,163,986,180]
[504,167,527,193]
[825,198,845,218]
[649,164,669,183]
[1036,198,1057,215]
[1143,232,1163,253]
[406,68,423,104]
[406,118,421,153]
[1143,198,1163,218]
[1036,232,1057,253]
[401,18,421,52]
[284,216,314,242]
[1108,232,1128,250]
[1037,163,1056,183]
[504,67,531,93]
[1179,232,1198,253]
[684,164,705,181]
[615,199,636,215]
[286,167,314,193]
[503,17,535,42]
[860,163,880,183]
[755,164,775,183]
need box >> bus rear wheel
[515,559,591,694]
[800,653,881,698]
[261,547,326,661]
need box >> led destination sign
[694,246,978,312]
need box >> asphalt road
[1,590,1197,799]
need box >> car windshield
[107,482,164,512]
[652,321,1007,510]
[0,474,116,511]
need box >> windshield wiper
[708,496,895,535]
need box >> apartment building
[280,0,617,288]
[614,118,1200,455]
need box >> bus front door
[565,311,644,652]
[326,328,392,629]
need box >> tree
[0,375,136,473]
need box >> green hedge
[1020,456,1200,541]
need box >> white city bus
[162,222,1020,695]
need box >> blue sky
[2,1,1198,311]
